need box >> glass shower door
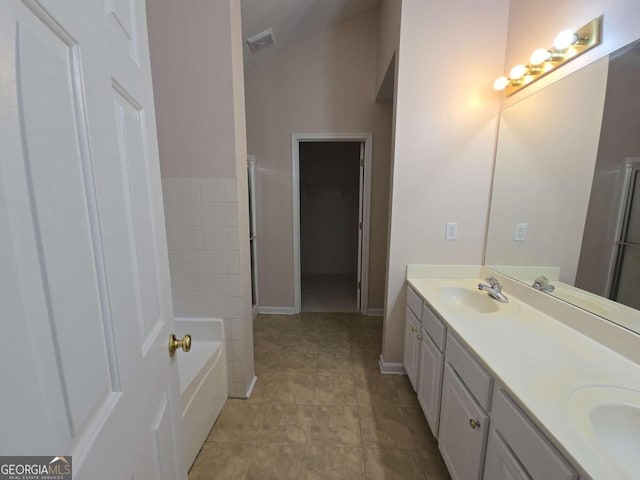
[611,165,640,309]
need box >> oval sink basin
[438,286,500,314]
[551,288,618,317]
[569,386,640,478]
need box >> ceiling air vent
[246,28,276,54]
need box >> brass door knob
[469,419,481,429]
[411,326,417,332]
[169,333,192,357]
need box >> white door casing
[0,0,185,478]
[356,142,364,310]
[291,132,373,314]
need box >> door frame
[291,132,373,314]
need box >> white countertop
[407,276,640,480]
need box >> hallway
[188,313,450,479]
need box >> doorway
[291,133,373,314]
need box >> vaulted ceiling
[241,0,379,65]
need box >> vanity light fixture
[493,16,603,96]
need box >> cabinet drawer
[422,304,446,351]
[446,334,493,410]
[406,285,423,319]
[492,389,577,480]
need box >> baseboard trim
[245,375,258,398]
[366,308,384,316]
[258,306,296,315]
[378,355,406,375]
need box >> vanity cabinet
[404,305,421,390]
[404,280,588,480]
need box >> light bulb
[493,76,510,91]
[554,30,578,50]
[530,48,551,65]
[509,64,528,80]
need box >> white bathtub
[175,318,228,469]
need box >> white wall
[485,58,609,285]
[245,9,392,312]
[382,0,510,363]
[147,0,254,398]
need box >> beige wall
[503,0,640,108]
[245,9,392,311]
[147,0,236,178]
[485,58,609,285]
[147,0,254,398]
[382,0,510,363]
[376,0,401,93]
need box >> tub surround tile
[228,252,240,274]
[163,176,251,398]
[224,178,238,202]
[226,227,240,251]
[175,177,201,203]
[176,200,203,226]
[178,226,204,251]
[204,251,229,274]
[203,226,228,250]
[230,297,245,318]
[200,178,226,202]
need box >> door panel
[113,83,163,348]
[1,0,185,477]
[17,14,114,434]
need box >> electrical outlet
[514,223,528,241]
[445,222,458,240]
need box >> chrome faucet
[532,276,555,293]
[478,276,509,303]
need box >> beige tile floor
[301,274,358,312]
[189,313,451,480]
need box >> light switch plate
[514,223,528,241]
[446,222,458,240]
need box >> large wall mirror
[485,38,640,335]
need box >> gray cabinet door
[417,329,444,436]
[484,429,532,480]
[439,364,489,480]
[404,308,420,390]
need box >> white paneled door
[0,0,186,478]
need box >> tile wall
[162,177,253,397]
